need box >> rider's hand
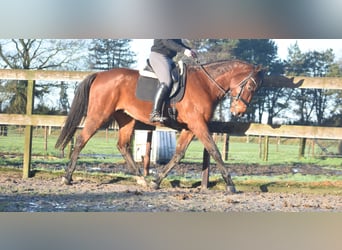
[184,49,197,58]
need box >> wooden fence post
[143,131,153,176]
[44,126,48,153]
[263,136,269,161]
[338,140,342,155]
[23,80,35,178]
[201,149,210,189]
[258,135,263,159]
[276,136,280,152]
[311,139,315,157]
[222,133,229,161]
[299,138,306,159]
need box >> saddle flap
[136,61,187,103]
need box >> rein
[199,64,226,96]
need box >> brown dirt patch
[0,164,341,212]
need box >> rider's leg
[149,52,173,123]
[150,83,170,122]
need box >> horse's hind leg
[62,119,101,185]
[62,134,84,185]
[114,112,147,186]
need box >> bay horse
[55,59,263,193]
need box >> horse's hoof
[149,180,160,190]
[134,176,147,187]
[61,176,72,185]
[226,185,237,194]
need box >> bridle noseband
[231,71,258,107]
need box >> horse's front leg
[190,124,236,193]
[150,129,194,189]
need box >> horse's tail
[55,73,97,150]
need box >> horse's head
[230,65,264,117]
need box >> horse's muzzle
[230,101,246,117]
[231,110,244,117]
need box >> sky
[130,39,342,69]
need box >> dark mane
[197,59,253,78]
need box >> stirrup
[150,111,167,123]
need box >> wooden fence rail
[2,68,342,88]
[1,115,341,140]
[1,69,342,181]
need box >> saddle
[136,60,187,104]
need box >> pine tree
[88,39,136,70]
[233,39,278,66]
[193,39,237,63]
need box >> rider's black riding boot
[150,83,170,123]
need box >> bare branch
[0,44,15,68]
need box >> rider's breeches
[149,51,173,89]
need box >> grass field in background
[0,126,341,167]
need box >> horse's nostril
[234,112,243,117]
[231,111,241,117]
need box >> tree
[304,49,334,77]
[58,81,70,115]
[0,39,87,114]
[88,39,136,70]
[305,49,337,125]
[233,39,278,67]
[285,42,306,76]
[285,44,338,125]
[327,58,342,127]
[286,48,315,124]
[327,63,342,77]
[0,39,85,70]
[194,39,237,63]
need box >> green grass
[0,126,341,167]
[184,138,341,166]
[0,127,123,165]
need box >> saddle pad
[135,76,186,103]
[136,76,159,101]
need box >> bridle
[230,71,258,107]
[199,63,259,107]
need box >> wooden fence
[0,69,342,184]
